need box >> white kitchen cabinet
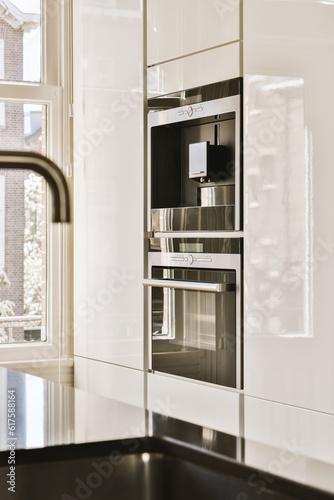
[74,356,145,408]
[244,396,334,466]
[74,385,146,444]
[147,0,241,66]
[147,373,243,436]
[244,0,334,414]
[148,42,242,97]
[73,1,144,370]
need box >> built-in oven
[148,78,243,233]
[143,238,243,389]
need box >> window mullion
[0,84,59,103]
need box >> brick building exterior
[0,18,25,329]
[2,17,23,81]
[0,4,41,342]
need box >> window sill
[0,357,74,386]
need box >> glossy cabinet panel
[147,373,243,436]
[244,439,334,495]
[74,357,145,408]
[148,42,241,97]
[147,0,240,65]
[73,1,144,369]
[74,389,146,444]
[244,396,334,466]
[244,1,334,413]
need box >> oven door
[143,268,236,388]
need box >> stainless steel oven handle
[142,279,235,293]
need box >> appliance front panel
[148,81,242,233]
[150,267,237,388]
[144,238,243,389]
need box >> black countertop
[0,367,334,499]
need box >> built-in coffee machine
[148,78,242,233]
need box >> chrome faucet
[0,151,70,223]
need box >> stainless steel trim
[143,278,235,293]
[148,251,240,270]
[151,206,235,232]
[199,184,235,207]
[234,96,241,230]
[235,265,242,390]
[147,278,153,372]
[148,370,244,393]
[154,231,243,238]
[148,94,239,128]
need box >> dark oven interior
[151,113,236,211]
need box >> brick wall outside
[2,20,23,81]
[0,101,26,339]
[0,20,43,341]
[0,170,25,318]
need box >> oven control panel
[148,240,242,270]
[170,254,213,265]
[160,252,240,270]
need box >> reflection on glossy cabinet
[73,1,144,370]
[147,43,242,98]
[147,0,240,65]
[244,0,334,414]
[147,373,243,436]
[74,357,145,408]
[244,396,334,466]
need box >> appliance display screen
[179,243,204,253]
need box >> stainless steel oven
[143,238,242,389]
[148,78,243,233]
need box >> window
[0,0,40,83]
[0,103,46,344]
[0,0,72,362]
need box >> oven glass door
[151,267,236,388]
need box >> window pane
[0,0,41,82]
[0,102,47,343]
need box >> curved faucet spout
[0,151,70,223]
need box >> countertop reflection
[0,367,334,496]
[0,367,146,450]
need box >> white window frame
[0,0,73,364]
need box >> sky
[9,0,40,14]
